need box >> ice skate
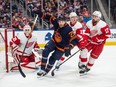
[37,70,47,77]
[78,62,89,76]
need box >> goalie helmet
[69,12,77,18]
[23,24,31,36]
[92,11,102,18]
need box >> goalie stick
[18,15,38,78]
[51,49,81,76]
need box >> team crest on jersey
[90,30,98,37]
[54,32,62,43]
[26,42,34,48]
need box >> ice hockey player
[78,11,111,75]
[56,12,88,69]
[68,12,88,49]
[9,24,41,70]
[34,10,79,76]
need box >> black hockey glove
[64,45,73,57]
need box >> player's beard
[59,21,65,28]
[92,19,97,24]
[59,23,63,28]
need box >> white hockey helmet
[23,24,31,36]
[69,12,77,18]
[92,11,102,18]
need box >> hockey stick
[18,15,38,78]
[51,49,81,76]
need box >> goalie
[9,24,41,70]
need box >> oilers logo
[45,32,52,42]
[54,32,62,43]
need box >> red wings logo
[26,42,34,48]
[90,30,98,37]
[54,32,62,43]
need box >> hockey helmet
[92,11,102,18]
[69,12,77,18]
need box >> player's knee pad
[80,48,88,58]
[90,53,98,59]
[88,56,96,64]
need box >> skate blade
[80,72,87,76]
[37,75,46,78]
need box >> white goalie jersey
[10,33,38,56]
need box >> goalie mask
[23,24,31,36]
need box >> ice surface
[0,46,116,87]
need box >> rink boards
[1,28,116,48]
[16,29,116,47]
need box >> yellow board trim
[38,42,116,48]
[105,42,116,46]
[38,44,46,48]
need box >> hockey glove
[77,34,88,49]
[91,35,105,43]
[77,39,87,49]
[64,45,73,57]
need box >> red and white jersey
[12,33,38,56]
[67,21,83,35]
[85,20,111,44]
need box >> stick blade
[18,64,26,78]
[51,70,55,76]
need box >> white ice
[0,46,116,87]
